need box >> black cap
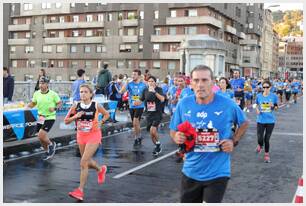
[39,76,50,83]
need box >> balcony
[225,25,237,35]
[8,24,30,31]
[44,21,104,30]
[151,35,185,43]
[238,32,246,39]
[121,19,138,27]
[44,37,103,44]
[122,35,138,43]
[166,16,222,28]
[8,39,30,45]
[159,51,180,60]
[239,39,258,45]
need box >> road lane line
[113,150,178,179]
[272,132,303,136]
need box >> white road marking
[113,150,178,179]
[272,132,303,136]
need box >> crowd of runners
[21,64,303,202]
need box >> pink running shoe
[97,165,107,184]
[68,188,84,201]
[255,145,262,153]
[264,153,271,163]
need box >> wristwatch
[233,140,239,147]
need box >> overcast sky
[264,3,303,11]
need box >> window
[70,45,77,53]
[117,60,125,68]
[105,29,110,36]
[153,44,159,52]
[119,28,123,36]
[98,60,102,68]
[249,23,253,29]
[56,3,62,8]
[170,10,176,17]
[32,32,36,38]
[139,28,143,36]
[96,45,106,53]
[70,3,75,8]
[49,31,57,38]
[86,15,93,22]
[184,26,197,35]
[25,46,34,53]
[84,3,89,7]
[11,4,16,13]
[43,45,52,53]
[12,60,17,68]
[85,61,92,68]
[59,16,65,23]
[12,33,18,39]
[168,61,176,70]
[42,3,51,9]
[154,27,161,35]
[26,32,31,38]
[86,30,93,37]
[140,11,144,20]
[107,13,112,21]
[26,18,31,24]
[119,44,132,52]
[127,28,135,36]
[235,7,241,17]
[71,61,78,68]
[84,45,91,53]
[98,14,104,22]
[41,60,48,67]
[243,56,251,63]
[29,60,35,68]
[169,27,176,35]
[188,9,197,17]
[50,16,57,23]
[139,61,146,69]
[128,60,133,68]
[72,30,79,37]
[58,61,64,68]
[138,44,143,52]
[10,46,16,54]
[13,19,18,25]
[128,12,135,19]
[224,3,228,9]
[153,61,160,69]
[73,16,79,22]
[154,10,159,19]
[24,3,32,11]
[56,45,63,53]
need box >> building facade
[7,3,265,81]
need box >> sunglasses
[263,86,270,89]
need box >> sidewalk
[3,110,170,159]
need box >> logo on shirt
[184,110,192,117]
[214,111,223,116]
[196,111,207,119]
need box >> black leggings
[181,174,229,203]
[257,123,275,153]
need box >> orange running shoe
[97,165,107,184]
[68,188,84,201]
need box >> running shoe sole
[68,192,83,201]
[98,165,107,184]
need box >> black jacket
[3,75,14,101]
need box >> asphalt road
[3,97,303,203]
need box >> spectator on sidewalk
[35,69,47,91]
[72,69,86,102]
[96,63,112,95]
[3,67,15,103]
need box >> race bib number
[147,102,156,112]
[260,102,271,113]
[194,130,220,152]
[38,115,45,125]
[77,120,93,132]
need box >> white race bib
[194,130,220,152]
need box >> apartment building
[7,3,264,80]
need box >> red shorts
[77,130,102,145]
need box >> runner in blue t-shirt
[230,70,245,110]
[180,86,194,100]
[291,78,301,104]
[255,80,278,163]
[274,79,284,104]
[217,77,234,100]
[170,65,249,203]
[283,79,292,106]
[120,70,147,147]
